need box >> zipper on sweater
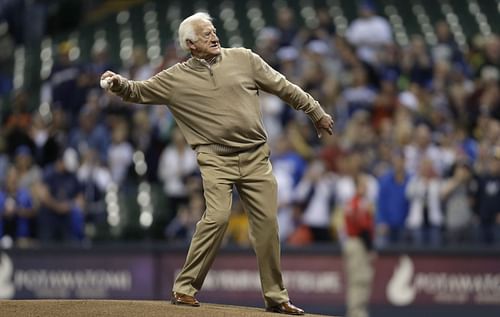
[195,57,217,87]
[208,66,217,86]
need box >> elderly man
[102,12,333,315]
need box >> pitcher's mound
[0,300,338,317]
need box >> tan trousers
[172,143,289,307]
[343,237,374,317]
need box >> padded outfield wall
[0,246,499,317]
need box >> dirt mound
[0,300,338,317]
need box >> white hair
[178,12,213,52]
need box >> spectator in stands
[401,35,433,88]
[254,27,281,67]
[293,159,336,242]
[341,66,377,117]
[274,160,296,242]
[13,145,42,198]
[158,127,197,220]
[454,125,478,162]
[316,8,336,37]
[41,42,87,125]
[406,158,443,246]
[28,112,61,168]
[466,75,500,131]
[271,134,303,243]
[343,111,376,152]
[372,76,398,131]
[271,133,307,187]
[2,90,32,156]
[165,190,204,244]
[275,6,298,47]
[276,46,300,84]
[37,148,84,243]
[123,46,155,81]
[440,160,474,244]
[84,41,115,88]
[342,175,375,317]
[68,105,110,163]
[376,150,410,247]
[345,0,392,65]
[332,148,378,246]
[107,119,133,185]
[156,43,184,73]
[335,151,378,237]
[260,90,286,143]
[474,148,500,244]
[0,166,36,246]
[0,138,8,185]
[432,20,469,76]
[404,123,443,175]
[77,146,112,230]
[476,35,500,81]
[131,109,163,182]
[302,40,332,95]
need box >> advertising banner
[375,254,500,307]
[0,251,155,299]
[1,248,499,311]
[159,253,345,306]
[159,252,500,309]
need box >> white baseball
[100,77,113,89]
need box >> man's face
[188,20,221,59]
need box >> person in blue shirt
[0,167,35,243]
[376,150,410,247]
[474,149,500,244]
[37,148,85,243]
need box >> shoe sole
[265,308,305,315]
[170,299,201,307]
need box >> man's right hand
[314,114,334,138]
[101,70,122,89]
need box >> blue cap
[15,145,32,157]
[359,0,376,12]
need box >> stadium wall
[0,246,499,317]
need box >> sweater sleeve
[111,69,173,105]
[248,50,327,122]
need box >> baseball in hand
[100,77,113,89]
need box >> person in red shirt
[343,176,375,317]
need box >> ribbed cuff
[308,104,327,122]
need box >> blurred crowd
[1,2,500,248]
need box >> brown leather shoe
[171,291,200,307]
[266,301,305,315]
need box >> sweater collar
[187,51,223,69]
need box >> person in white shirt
[346,1,393,65]
[158,127,198,217]
[108,120,133,185]
[293,159,336,241]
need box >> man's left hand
[314,114,334,138]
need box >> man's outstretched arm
[101,70,173,105]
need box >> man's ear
[187,39,196,51]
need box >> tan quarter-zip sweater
[112,47,327,153]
